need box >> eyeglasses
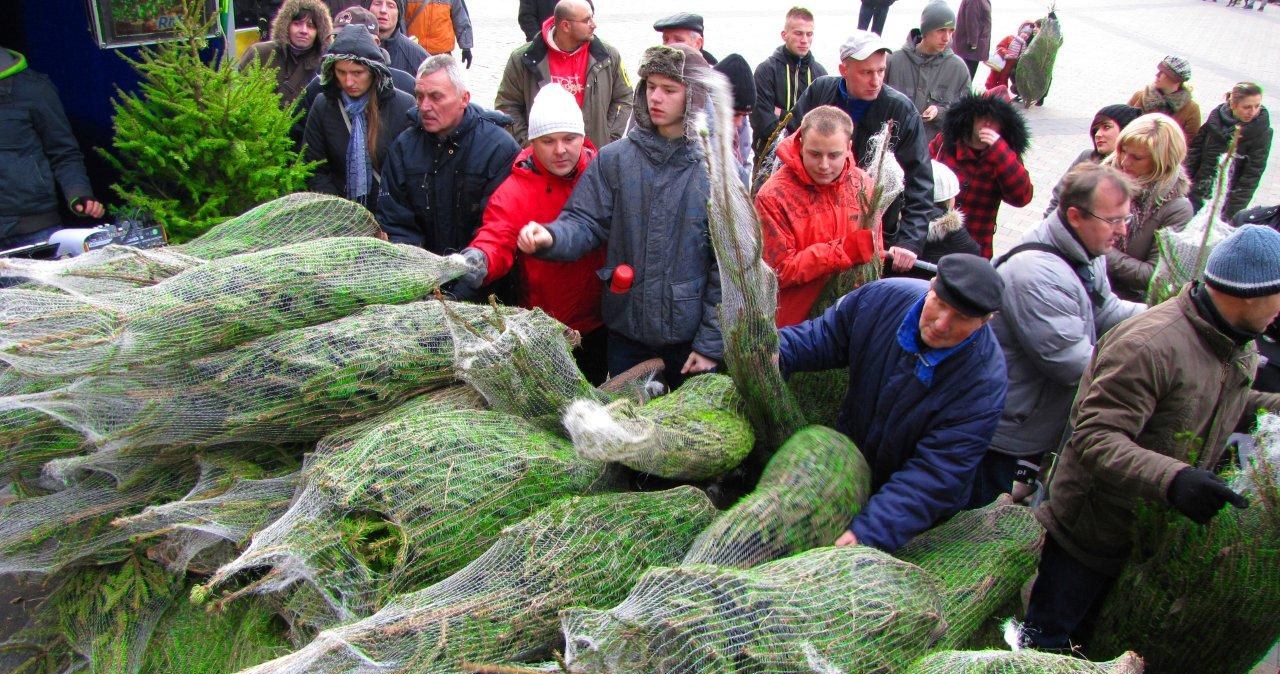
[567,15,595,25]
[1077,207,1134,228]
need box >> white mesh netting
[906,650,1143,674]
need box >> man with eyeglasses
[495,0,632,150]
[968,163,1145,509]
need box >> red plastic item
[610,264,634,293]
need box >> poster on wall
[87,0,222,48]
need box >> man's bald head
[552,0,595,50]
[554,0,592,22]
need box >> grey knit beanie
[1204,225,1280,298]
[921,0,957,33]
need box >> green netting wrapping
[562,545,946,674]
[0,553,185,674]
[906,650,1144,674]
[236,488,719,674]
[785,368,848,428]
[446,301,605,431]
[1145,197,1234,305]
[1013,15,1062,104]
[0,237,466,378]
[141,590,293,674]
[0,301,498,453]
[562,373,754,480]
[0,194,381,295]
[0,367,83,482]
[682,425,871,569]
[1086,413,1280,674]
[197,407,620,628]
[693,53,805,452]
[896,498,1044,649]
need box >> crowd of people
[4,0,1280,659]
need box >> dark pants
[962,58,981,79]
[575,327,609,387]
[606,331,695,390]
[857,1,890,35]
[0,224,62,252]
[1023,535,1115,650]
[966,451,1033,509]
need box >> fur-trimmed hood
[939,91,1031,156]
[927,208,966,242]
[270,0,333,53]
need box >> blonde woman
[1102,113,1193,301]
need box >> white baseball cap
[839,30,892,62]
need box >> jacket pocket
[458,172,488,230]
[669,276,705,341]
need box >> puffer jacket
[755,132,876,327]
[750,45,828,153]
[494,24,633,150]
[0,51,94,239]
[885,31,973,141]
[1186,103,1273,219]
[468,145,605,334]
[401,0,472,54]
[535,48,722,360]
[1103,174,1193,302]
[779,278,1007,552]
[988,213,1144,459]
[237,0,333,105]
[376,103,521,254]
[1038,285,1280,575]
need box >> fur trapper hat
[632,43,716,137]
[940,90,1031,156]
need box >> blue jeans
[1022,535,1115,650]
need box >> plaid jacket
[929,134,1033,258]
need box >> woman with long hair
[1186,82,1273,219]
[1102,113,1194,302]
[302,24,415,210]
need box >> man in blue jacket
[779,254,1008,552]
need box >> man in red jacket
[457,83,608,382]
[756,105,876,326]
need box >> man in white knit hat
[455,83,609,382]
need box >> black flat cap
[653,12,705,34]
[933,254,1004,317]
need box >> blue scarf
[342,91,372,203]
[895,295,981,388]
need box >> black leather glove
[1167,466,1249,525]
[460,48,473,69]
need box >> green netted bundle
[446,301,604,430]
[683,425,871,569]
[896,498,1043,649]
[562,546,945,674]
[198,407,620,627]
[906,650,1144,674]
[0,553,184,674]
[310,385,487,456]
[0,237,466,378]
[4,301,497,452]
[1086,415,1280,673]
[0,246,206,296]
[0,368,82,481]
[563,373,754,480]
[140,591,292,674]
[1146,200,1234,305]
[786,368,848,428]
[237,488,718,674]
[1013,15,1062,105]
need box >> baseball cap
[839,30,892,62]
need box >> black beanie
[1091,104,1142,135]
[713,53,755,113]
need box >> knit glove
[460,49,473,68]
[1166,466,1249,525]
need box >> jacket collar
[1042,212,1094,265]
[628,125,698,166]
[775,132,850,189]
[896,294,981,388]
[773,45,813,67]
[1176,285,1257,363]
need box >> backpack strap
[994,242,1106,309]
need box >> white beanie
[527,83,585,140]
[931,160,961,203]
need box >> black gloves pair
[1166,467,1249,525]
[460,49,472,68]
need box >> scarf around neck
[342,91,372,203]
[1141,85,1191,114]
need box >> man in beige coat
[1022,224,1280,651]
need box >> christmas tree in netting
[1146,140,1236,305]
[906,650,1144,674]
[1013,14,1063,105]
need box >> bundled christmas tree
[100,0,316,242]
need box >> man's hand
[834,530,858,547]
[460,49,473,68]
[885,246,918,273]
[680,350,717,375]
[73,199,105,219]
[977,127,1002,148]
[517,223,553,254]
[921,105,939,122]
[1167,466,1250,524]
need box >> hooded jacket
[790,76,934,255]
[303,27,416,210]
[988,213,1144,459]
[929,91,1033,258]
[402,0,472,54]
[376,103,521,256]
[518,0,558,42]
[779,278,1007,552]
[535,45,723,360]
[750,45,828,153]
[1186,103,1273,219]
[1101,171,1192,302]
[0,50,95,239]
[238,0,333,105]
[756,132,876,327]
[469,145,605,334]
[494,21,633,150]
[1038,285,1280,575]
[885,29,973,141]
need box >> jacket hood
[406,103,512,140]
[0,50,26,81]
[321,24,393,95]
[514,142,598,182]
[927,208,966,242]
[632,43,719,140]
[940,91,1031,156]
[271,0,333,52]
[770,44,816,67]
[1208,102,1271,140]
[775,131,851,189]
[901,30,957,63]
